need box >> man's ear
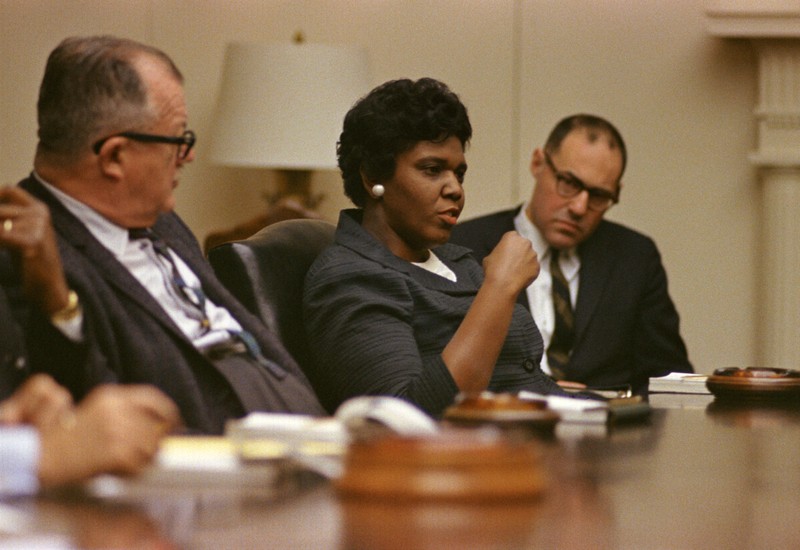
[95,137,125,181]
[530,148,545,178]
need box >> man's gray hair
[36,35,183,161]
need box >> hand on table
[0,373,74,429]
[36,384,181,489]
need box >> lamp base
[203,169,324,254]
[267,169,324,210]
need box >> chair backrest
[208,218,336,373]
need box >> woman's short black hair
[337,77,472,207]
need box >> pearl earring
[371,184,385,198]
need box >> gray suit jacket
[450,206,693,393]
[303,209,562,417]
[20,176,324,433]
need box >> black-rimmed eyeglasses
[92,130,196,160]
[544,152,618,212]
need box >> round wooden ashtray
[443,392,560,436]
[448,391,548,412]
[335,430,546,502]
[707,367,800,402]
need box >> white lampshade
[209,40,371,170]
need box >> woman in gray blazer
[303,78,563,416]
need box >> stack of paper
[518,393,608,423]
[227,414,347,454]
[226,414,348,479]
[648,372,710,394]
[518,392,652,425]
[225,397,441,479]
[90,436,291,498]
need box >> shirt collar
[32,171,130,258]
[514,201,553,259]
[514,201,580,279]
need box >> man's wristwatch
[50,289,81,323]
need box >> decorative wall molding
[751,41,800,166]
[706,2,800,367]
[706,2,800,38]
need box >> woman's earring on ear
[371,184,385,198]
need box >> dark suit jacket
[20,176,325,433]
[0,278,29,400]
[0,250,86,400]
[450,206,693,393]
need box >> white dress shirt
[0,426,39,496]
[514,202,580,376]
[35,175,243,350]
[412,250,457,282]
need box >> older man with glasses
[17,35,325,434]
[450,114,693,394]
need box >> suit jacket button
[522,359,536,373]
[14,356,26,370]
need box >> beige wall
[0,0,759,373]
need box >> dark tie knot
[129,228,154,241]
[550,248,569,269]
[129,228,171,256]
[550,250,570,287]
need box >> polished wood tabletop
[7,394,800,549]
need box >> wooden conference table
[5,393,800,549]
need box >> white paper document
[648,372,710,394]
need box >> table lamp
[209,34,372,209]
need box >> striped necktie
[129,228,211,331]
[128,229,287,378]
[546,249,574,380]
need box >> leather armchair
[208,219,336,374]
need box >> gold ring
[2,219,12,232]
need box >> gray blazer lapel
[336,210,479,296]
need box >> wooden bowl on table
[442,391,560,438]
[335,428,546,502]
[706,367,800,402]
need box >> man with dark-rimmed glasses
[451,114,692,394]
[18,35,325,434]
